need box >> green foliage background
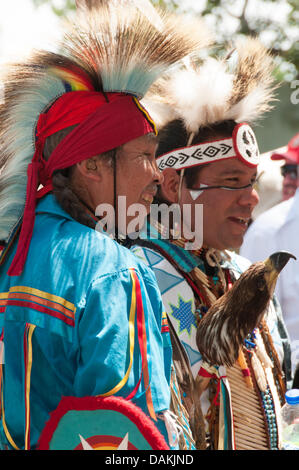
[32,0,298,81]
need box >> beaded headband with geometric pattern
[143,37,278,172]
[157,123,260,171]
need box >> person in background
[240,133,299,380]
[271,133,299,201]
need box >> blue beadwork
[244,339,256,349]
[244,330,257,351]
[244,330,279,449]
[260,387,279,450]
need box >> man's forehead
[200,159,257,177]
[121,133,157,153]
[218,167,257,176]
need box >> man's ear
[76,157,103,182]
[159,168,180,203]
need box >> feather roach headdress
[0,0,212,275]
[145,37,278,174]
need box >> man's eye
[138,153,153,160]
[257,278,266,291]
[225,178,240,185]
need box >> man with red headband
[131,39,292,449]
[0,3,209,450]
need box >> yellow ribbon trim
[99,270,136,397]
[25,324,36,450]
[0,328,20,449]
[9,286,76,313]
[1,324,36,450]
[133,97,157,135]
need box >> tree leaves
[31,0,298,80]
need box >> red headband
[8,91,156,276]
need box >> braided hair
[43,126,118,229]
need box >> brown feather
[196,258,289,367]
[144,36,277,131]
[229,37,276,107]
[167,315,206,449]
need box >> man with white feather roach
[0,0,213,450]
[130,38,293,450]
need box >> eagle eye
[257,277,266,291]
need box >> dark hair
[43,126,117,228]
[156,118,237,188]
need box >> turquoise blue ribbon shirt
[0,194,173,450]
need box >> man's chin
[204,235,244,252]
[228,235,244,251]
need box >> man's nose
[152,160,164,184]
[238,186,259,208]
[284,174,298,184]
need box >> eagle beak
[264,251,296,293]
[268,251,296,272]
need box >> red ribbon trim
[198,367,214,378]
[241,368,251,377]
[213,375,227,407]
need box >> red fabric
[37,395,169,450]
[198,367,214,378]
[8,91,155,276]
[125,269,145,402]
[41,94,154,181]
[36,183,53,199]
[241,368,251,377]
[5,300,75,327]
[271,132,299,163]
[23,325,31,450]
[35,91,113,143]
[226,270,233,291]
[213,375,226,407]
[198,368,226,407]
